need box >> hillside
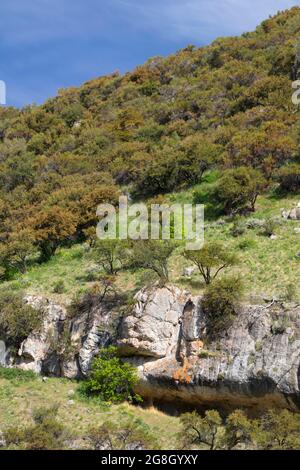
[0,7,300,452]
[0,7,300,280]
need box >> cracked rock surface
[0,285,299,412]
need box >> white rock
[182,266,197,277]
[118,285,189,358]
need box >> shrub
[283,283,297,302]
[87,416,159,450]
[79,346,141,404]
[260,218,276,237]
[230,218,246,237]
[275,163,300,193]
[92,239,129,275]
[0,290,42,349]
[223,410,255,450]
[52,279,66,294]
[184,242,238,285]
[179,410,223,450]
[132,240,175,284]
[213,167,266,215]
[179,409,255,450]
[4,405,69,450]
[68,275,118,317]
[237,237,257,251]
[202,276,244,338]
[255,410,300,450]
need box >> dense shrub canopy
[0,290,42,348]
[276,163,300,192]
[0,8,300,275]
[80,346,140,404]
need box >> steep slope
[0,7,300,278]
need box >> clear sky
[0,0,299,107]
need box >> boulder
[281,204,300,220]
[118,285,189,358]
[182,266,197,277]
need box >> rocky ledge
[0,285,300,413]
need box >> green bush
[79,346,141,404]
[230,218,246,237]
[52,279,66,294]
[132,240,176,284]
[184,242,238,285]
[255,409,300,450]
[4,405,69,450]
[213,167,267,215]
[87,415,159,450]
[202,276,244,338]
[0,290,42,349]
[283,283,297,302]
[260,218,277,237]
[0,366,37,382]
[275,163,300,193]
[92,239,128,275]
[237,237,257,251]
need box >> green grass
[0,375,181,449]
[0,367,37,383]
[168,191,300,300]
[1,244,96,301]
[0,190,299,303]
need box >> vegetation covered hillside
[0,7,299,295]
[1,7,300,452]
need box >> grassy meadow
[0,371,180,448]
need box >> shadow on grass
[178,277,206,290]
[265,188,300,202]
[193,181,224,222]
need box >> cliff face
[1,286,300,412]
[118,286,300,413]
[0,295,114,379]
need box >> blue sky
[0,0,299,107]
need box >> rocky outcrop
[281,203,300,220]
[118,286,189,358]
[1,285,300,412]
[0,295,115,378]
[131,298,300,413]
[116,287,300,412]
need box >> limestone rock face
[130,295,300,412]
[1,285,300,412]
[66,305,112,377]
[17,295,67,374]
[1,295,114,378]
[118,286,189,358]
